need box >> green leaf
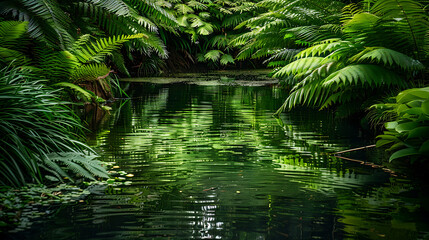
[385,121,398,130]
[397,87,429,103]
[407,127,429,139]
[419,140,429,155]
[387,142,405,152]
[395,121,419,133]
[389,148,419,162]
[54,82,92,102]
[422,99,429,115]
[376,139,395,148]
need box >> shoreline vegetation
[0,0,428,234]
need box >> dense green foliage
[0,66,108,187]
[373,87,429,162]
[0,0,428,188]
[231,0,428,118]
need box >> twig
[333,145,376,155]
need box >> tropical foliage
[232,0,428,118]
[155,0,260,72]
[373,87,429,162]
[0,66,108,187]
[0,20,146,102]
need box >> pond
[10,78,429,239]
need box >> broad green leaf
[419,140,429,155]
[422,99,429,115]
[395,121,419,133]
[387,142,406,152]
[407,127,429,139]
[403,107,423,116]
[385,121,398,130]
[397,87,429,103]
[376,139,394,147]
[389,148,419,162]
[376,134,398,140]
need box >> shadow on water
[8,82,429,240]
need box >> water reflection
[11,83,429,240]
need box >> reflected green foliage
[0,66,107,187]
[47,83,427,240]
[373,87,429,162]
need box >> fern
[71,34,147,64]
[42,152,109,182]
[1,0,73,49]
[220,54,234,65]
[273,57,330,78]
[322,65,407,88]
[126,0,178,26]
[71,63,111,82]
[356,48,425,70]
[204,50,223,62]
[370,0,429,59]
[87,0,131,16]
[35,49,79,83]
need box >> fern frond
[44,152,109,181]
[35,49,79,83]
[72,34,147,64]
[125,0,178,26]
[188,0,208,11]
[1,0,73,49]
[86,0,131,16]
[371,0,429,58]
[0,47,30,66]
[0,21,29,49]
[273,57,330,79]
[204,50,223,62]
[220,54,234,65]
[175,3,195,14]
[356,48,424,71]
[322,65,407,88]
[71,63,111,82]
[295,39,344,58]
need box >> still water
[20,83,429,239]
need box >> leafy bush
[0,66,108,187]
[373,87,429,162]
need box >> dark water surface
[15,83,429,239]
